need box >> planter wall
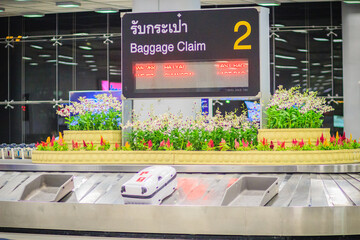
[32,149,360,165]
[258,128,331,147]
[63,130,122,147]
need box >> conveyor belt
[1,165,360,236]
[1,171,360,206]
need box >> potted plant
[56,93,122,147]
[258,86,334,147]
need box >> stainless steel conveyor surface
[1,171,360,207]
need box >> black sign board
[122,8,261,98]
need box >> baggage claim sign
[122,8,261,98]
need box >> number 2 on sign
[233,21,251,50]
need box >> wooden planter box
[258,128,331,147]
[63,130,122,147]
[32,149,360,165]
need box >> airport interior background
[0,1,344,144]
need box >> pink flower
[299,139,305,148]
[234,139,240,149]
[159,140,165,147]
[320,133,325,144]
[330,135,336,143]
[292,139,298,146]
[316,138,320,146]
[83,140,87,147]
[166,138,171,148]
[186,141,192,148]
[242,139,249,148]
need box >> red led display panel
[134,60,248,90]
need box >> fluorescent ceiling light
[324,64,332,67]
[312,63,321,66]
[275,65,298,69]
[334,76,343,79]
[275,54,296,60]
[321,70,331,73]
[59,55,73,60]
[275,38,287,43]
[22,57,32,60]
[313,37,329,42]
[95,8,118,14]
[291,73,300,77]
[293,30,307,33]
[297,49,308,52]
[0,8,5,12]
[89,65,97,67]
[83,55,94,58]
[344,0,360,3]
[110,69,121,72]
[91,69,98,71]
[301,60,309,63]
[333,39,342,43]
[39,54,51,57]
[59,61,78,65]
[30,44,43,49]
[29,63,38,66]
[79,46,92,50]
[46,59,57,63]
[110,72,121,75]
[257,0,280,6]
[56,1,81,7]
[73,32,89,36]
[334,68,342,71]
[23,12,44,18]
[271,24,284,27]
[302,68,308,71]
[85,60,95,63]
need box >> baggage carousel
[1,160,360,238]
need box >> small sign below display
[122,8,263,98]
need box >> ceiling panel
[0,0,341,17]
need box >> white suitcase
[121,166,177,205]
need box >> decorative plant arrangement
[256,133,360,151]
[265,85,334,129]
[56,93,122,130]
[124,110,259,151]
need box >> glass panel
[76,12,107,34]
[109,36,121,90]
[58,41,75,99]
[24,41,56,100]
[333,29,343,97]
[309,31,331,96]
[25,104,58,143]
[273,31,307,91]
[76,39,107,90]
[23,14,56,36]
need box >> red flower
[115,143,120,150]
[186,141,192,148]
[242,139,249,148]
[35,142,40,147]
[147,140,153,149]
[320,133,325,144]
[208,139,214,148]
[83,140,87,148]
[261,138,267,146]
[299,139,305,148]
[270,141,274,150]
[100,136,105,146]
[292,139,298,146]
[330,135,336,143]
[316,138,320,146]
[341,132,346,141]
[280,141,285,149]
[159,140,165,147]
[72,140,75,148]
[338,138,344,146]
[91,141,94,147]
